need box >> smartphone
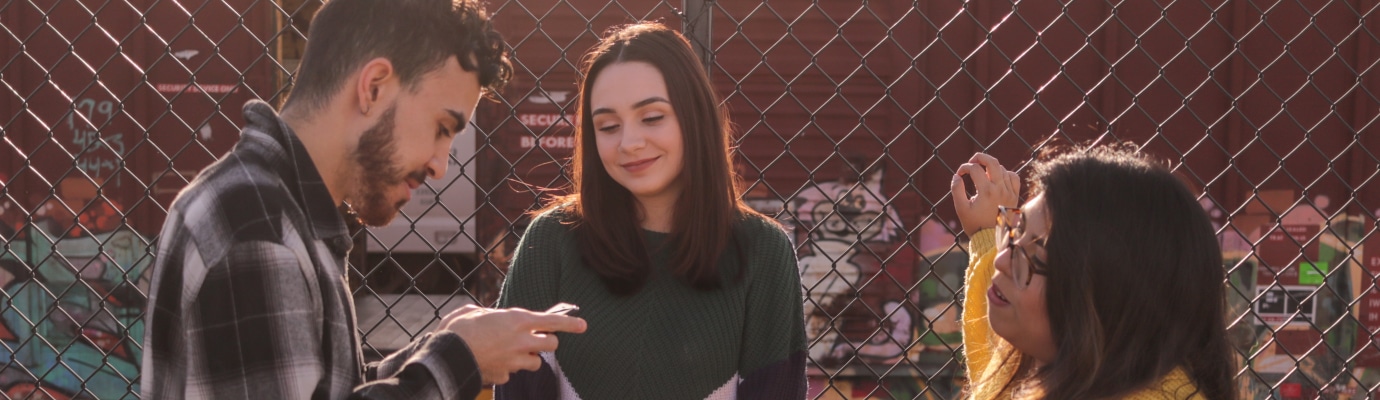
[544,302,579,317]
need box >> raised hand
[950,152,1021,236]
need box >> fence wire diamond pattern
[1,0,1378,398]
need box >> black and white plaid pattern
[141,100,482,400]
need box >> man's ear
[355,57,396,115]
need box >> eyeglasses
[996,205,1049,287]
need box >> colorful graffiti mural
[790,167,901,363]
[746,164,967,398]
[3,172,1374,399]
[1209,190,1380,399]
[0,177,151,399]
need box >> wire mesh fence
[1,0,1378,398]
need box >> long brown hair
[541,22,758,296]
[977,143,1237,399]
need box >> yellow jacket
[961,228,1205,399]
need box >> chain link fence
[2,0,1378,398]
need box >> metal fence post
[682,0,713,75]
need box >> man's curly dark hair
[284,0,512,114]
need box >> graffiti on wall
[64,98,126,188]
[789,167,901,364]
[3,171,1374,399]
[744,163,966,398]
[0,177,150,399]
[1196,191,1380,399]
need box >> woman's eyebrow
[591,96,671,116]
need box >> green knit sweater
[494,209,807,400]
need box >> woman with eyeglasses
[951,144,1237,399]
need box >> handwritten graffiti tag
[64,98,125,187]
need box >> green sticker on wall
[1299,261,1329,285]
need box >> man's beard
[349,105,419,226]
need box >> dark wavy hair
[542,22,759,296]
[984,143,1237,399]
[283,0,511,114]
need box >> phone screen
[545,303,579,316]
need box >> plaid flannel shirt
[141,100,482,400]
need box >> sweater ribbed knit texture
[496,209,807,400]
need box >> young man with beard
[140,0,586,399]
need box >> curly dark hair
[284,0,511,113]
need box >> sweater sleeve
[736,219,808,399]
[962,228,1003,389]
[494,211,566,400]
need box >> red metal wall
[2,0,278,236]
[2,0,1378,396]
[0,1,280,396]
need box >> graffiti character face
[814,191,877,236]
[799,169,893,243]
[590,61,686,210]
[348,57,481,226]
[988,194,1056,362]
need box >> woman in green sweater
[953,144,1237,399]
[494,22,806,400]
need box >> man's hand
[951,152,1021,236]
[438,305,587,385]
